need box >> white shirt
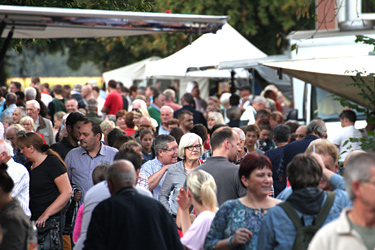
[6,158,31,217]
[41,93,53,107]
[240,106,256,125]
[332,125,362,162]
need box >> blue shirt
[1,103,17,122]
[140,158,165,199]
[65,143,118,204]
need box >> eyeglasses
[185,145,202,151]
[163,147,178,152]
[132,108,140,113]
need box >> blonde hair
[100,120,115,133]
[186,170,218,212]
[177,133,203,159]
[208,112,225,125]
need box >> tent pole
[0,26,14,67]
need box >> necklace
[31,154,45,170]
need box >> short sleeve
[47,156,67,180]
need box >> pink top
[181,210,215,250]
[73,204,84,243]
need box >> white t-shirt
[332,125,362,162]
[181,210,215,250]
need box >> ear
[96,133,101,141]
[241,175,249,188]
[66,125,72,134]
[351,180,362,199]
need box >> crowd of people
[0,77,373,250]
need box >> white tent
[144,23,267,98]
[102,56,161,87]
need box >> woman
[0,163,30,250]
[116,110,127,131]
[205,153,280,250]
[20,116,47,144]
[177,170,217,250]
[100,120,115,145]
[139,129,154,162]
[159,133,203,217]
[12,107,25,124]
[17,132,72,249]
[53,111,66,141]
[207,111,226,131]
[123,112,136,136]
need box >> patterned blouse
[204,199,269,250]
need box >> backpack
[278,191,336,250]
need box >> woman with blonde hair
[159,132,203,217]
[177,170,218,250]
[207,112,226,131]
[20,116,47,144]
[17,132,72,249]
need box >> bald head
[344,150,366,169]
[139,116,153,130]
[107,160,137,195]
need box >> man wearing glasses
[140,134,178,199]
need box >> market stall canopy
[145,23,267,78]
[0,5,229,38]
[102,56,161,87]
[262,55,375,109]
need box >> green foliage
[334,70,375,151]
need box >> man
[71,83,86,109]
[26,100,55,145]
[51,112,87,160]
[0,139,30,217]
[66,98,79,114]
[65,120,118,203]
[81,85,93,101]
[240,96,267,126]
[295,125,307,141]
[140,135,178,199]
[83,160,182,250]
[9,81,21,93]
[1,93,17,122]
[265,124,290,197]
[5,124,26,165]
[232,127,247,164]
[47,84,66,119]
[309,152,375,250]
[269,111,284,131]
[148,92,166,126]
[163,89,181,111]
[178,110,194,134]
[187,81,207,114]
[220,92,232,123]
[74,150,152,250]
[238,85,253,112]
[158,106,174,135]
[282,119,326,169]
[145,86,158,99]
[332,110,362,164]
[196,127,245,206]
[101,80,123,115]
[24,86,48,118]
[85,98,103,125]
[174,93,207,127]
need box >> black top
[29,155,67,220]
[265,146,286,197]
[0,199,30,250]
[283,134,318,168]
[51,137,77,160]
[84,187,183,250]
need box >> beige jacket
[308,207,371,250]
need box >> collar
[115,186,136,196]
[36,115,46,129]
[82,142,103,157]
[87,112,99,118]
[304,134,319,140]
[151,103,161,111]
[205,156,229,162]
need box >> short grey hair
[163,89,175,101]
[0,139,14,157]
[220,92,231,106]
[232,127,245,141]
[344,152,375,200]
[208,112,225,125]
[177,133,203,159]
[160,106,173,115]
[6,124,25,134]
[24,87,37,100]
[154,134,176,156]
[86,98,98,112]
[306,119,326,138]
[253,96,266,105]
[107,160,137,187]
[26,100,40,110]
